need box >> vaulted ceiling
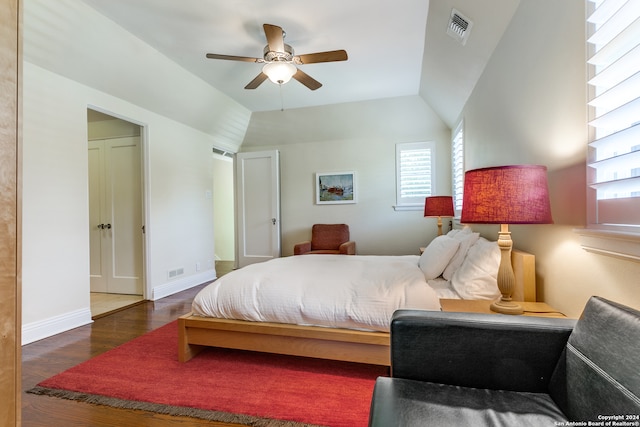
[79,0,520,128]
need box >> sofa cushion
[549,296,640,420]
[369,377,566,427]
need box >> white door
[89,137,143,295]
[235,150,280,268]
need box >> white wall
[242,95,451,256]
[24,0,248,149]
[21,0,251,343]
[457,0,640,318]
[21,63,221,342]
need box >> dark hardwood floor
[22,262,242,427]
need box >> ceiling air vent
[447,8,473,45]
[212,147,233,158]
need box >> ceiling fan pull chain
[279,83,285,111]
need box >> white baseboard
[22,308,93,345]
[151,269,217,301]
[21,271,217,345]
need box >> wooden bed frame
[178,249,536,365]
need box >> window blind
[587,0,640,230]
[395,141,434,208]
[452,122,464,215]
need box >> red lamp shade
[424,196,454,217]
[461,165,553,224]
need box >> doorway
[87,109,145,317]
[213,148,235,270]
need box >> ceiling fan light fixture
[206,24,346,90]
[262,61,297,85]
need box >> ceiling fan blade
[263,24,285,52]
[244,72,268,90]
[294,50,348,65]
[292,69,322,90]
[206,53,261,63]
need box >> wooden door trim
[0,0,22,425]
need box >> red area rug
[28,321,387,427]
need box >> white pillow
[418,235,461,280]
[442,230,480,280]
[451,237,501,300]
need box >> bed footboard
[178,313,391,365]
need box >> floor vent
[447,8,473,45]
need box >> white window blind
[452,121,464,216]
[587,0,640,231]
[395,141,435,209]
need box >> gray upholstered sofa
[368,296,640,426]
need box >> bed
[179,231,536,366]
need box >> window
[578,0,640,261]
[395,141,435,210]
[452,121,464,217]
[586,0,640,233]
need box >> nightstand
[440,299,566,318]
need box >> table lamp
[424,196,455,236]
[460,165,553,314]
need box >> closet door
[235,150,281,268]
[89,137,143,294]
[88,140,107,292]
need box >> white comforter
[192,254,441,332]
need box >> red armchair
[293,224,356,255]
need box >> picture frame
[315,171,356,204]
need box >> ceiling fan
[206,23,348,91]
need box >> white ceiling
[79,0,520,126]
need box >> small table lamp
[461,165,553,315]
[424,196,455,235]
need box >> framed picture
[316,171,356,204]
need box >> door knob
[106,223,111,229]
[98,224,104,229]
